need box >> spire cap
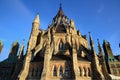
[55,3,64,18]
[89,32,94,48]
[33,13,40,23]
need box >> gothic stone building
[103,40,120,76]
[0,6,120,80]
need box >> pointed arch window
[88,68,91,77]
[65,66,69,76]
[59,40,65,50]
[79,67,82,76]
[83,67,87,76]
[53,66,57,76]
[59,66,63,77]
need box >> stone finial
[70,20,75,27]
[97,39,103,56]
[9,41,19,57]
[33,13,40,24]
[89,32,94,48]
[18,40,24,59]
[77,30,81,36]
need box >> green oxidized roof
[103,40,109,44]
[12,40,18,46]
[105,55,118,62]
[1,55,18,63]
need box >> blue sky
[0,0,120,61]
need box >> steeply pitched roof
[55,6,64,18]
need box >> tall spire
[33,13,40,24]
[89,32,94,49]
[60,0,62,9]
[9,41,19,57]
[18,40,24,60]
[55,2,64,18]
[97,39,103,56]
[89,33,105,79]
[60,1,61,7]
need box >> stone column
[72,36,79,80]
[57,66,60,77]
[41,39,52,80]
[18,51,32,80]
[86,68,88,77]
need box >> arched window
[59,40,65,50]
[88,68,91,77]
[59,66,63,77]
[53,66,57,76]
[65,66,69,76]
[79,67,82,76]
[83,67,86,76]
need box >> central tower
[18,5,110,80]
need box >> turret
[97,39,112,80]
[27,14,40,51]
[32,13,40,36]
[97,39,103,57]
[89,32,94,50]
[18,14,40,80]
[89,33,105,80]
[103,40,113,57]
